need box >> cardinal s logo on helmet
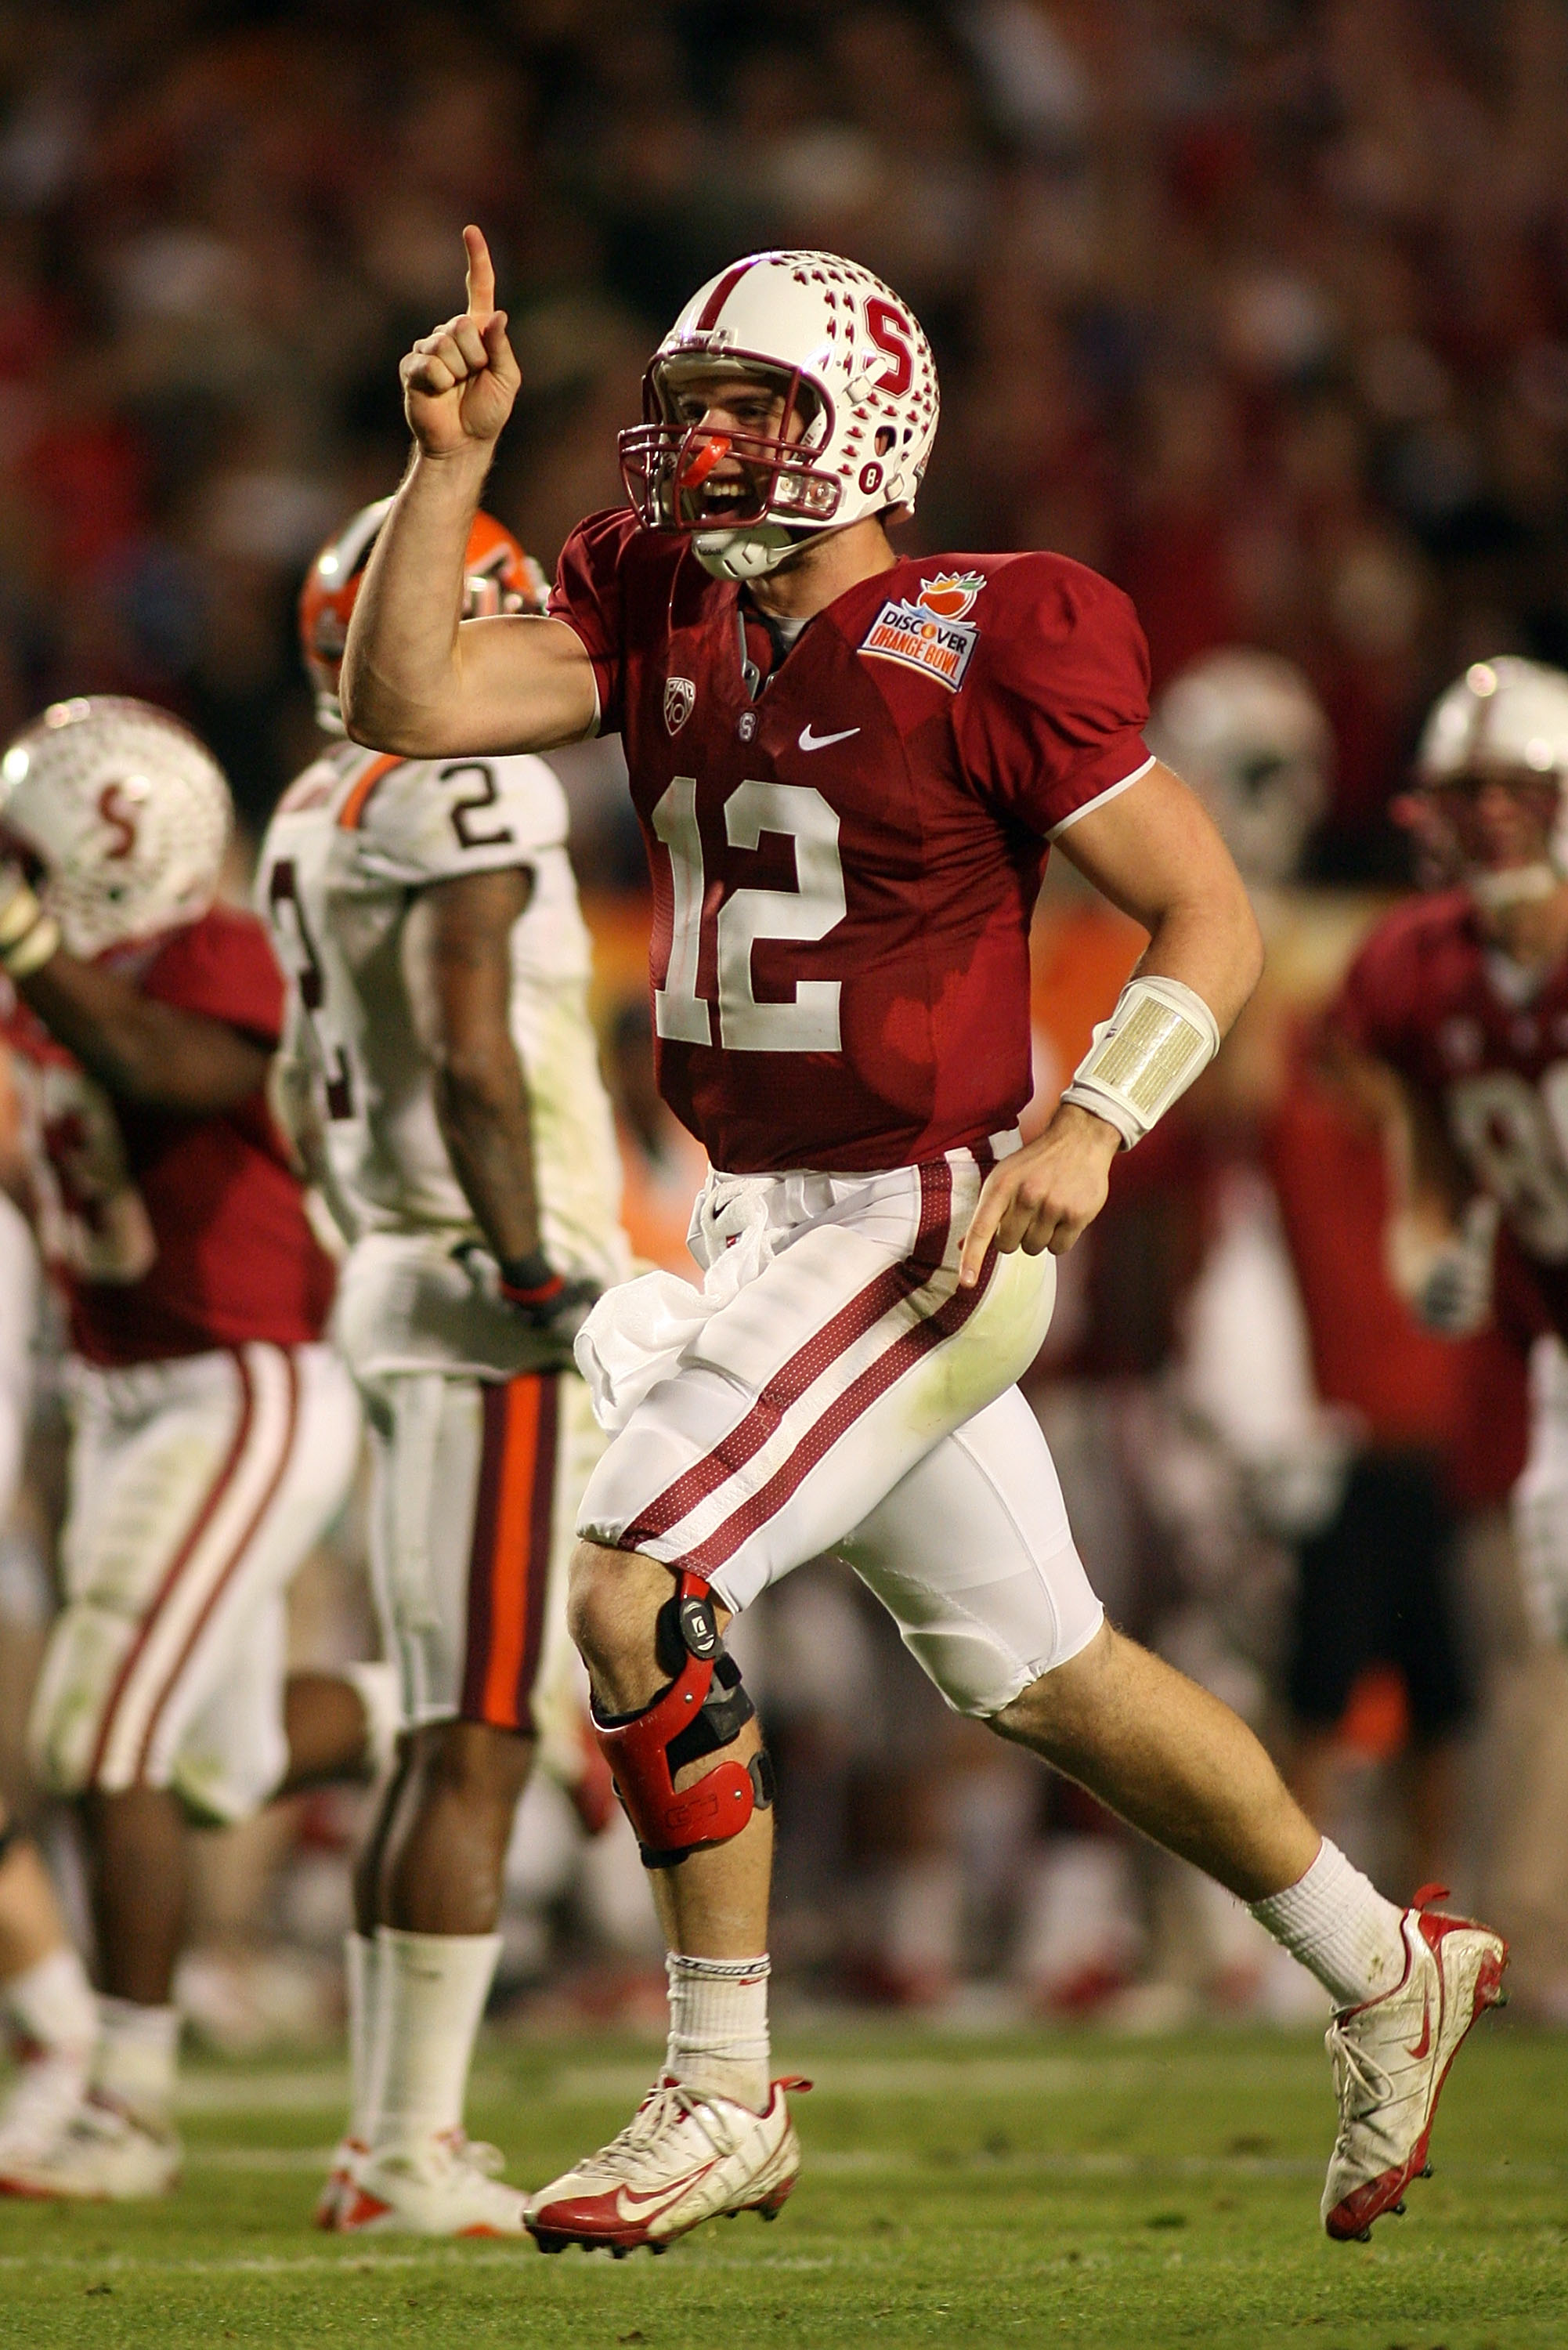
[0,698,233,959]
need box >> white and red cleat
[526,2074,807,2255]
[1321,1884,1508,2242]
[0,2044,92,2183]
[313,2133,367,2230]
[331,2130,529,2236]
[0,2092,179,2201]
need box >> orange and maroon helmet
[298,501,548,731]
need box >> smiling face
[653,360,822,528]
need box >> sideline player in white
[260,505,630,2234]
[0,700,385,2197]
[343,229,1507,2253]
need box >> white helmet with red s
[299,501,548,732]
[0,696,232,958]
[620,249,940,582]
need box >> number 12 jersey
[548,507,1155,1176]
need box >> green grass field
[2,2015,1563,2350]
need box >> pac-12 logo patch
[664,674,695,734]
[860,572,985,691]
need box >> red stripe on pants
[624,1159,955,1549]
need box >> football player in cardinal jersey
[1331,659,1568,1642]
[258,504,629,2236]
[0,698,391,2198]
[341,229,1506,2254]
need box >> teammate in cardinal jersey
[0,699,391,2199]
[258,504,629,2236]
[341,229,1506,2254]
[1330,656,1568,1647]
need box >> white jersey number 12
[651,775,845,1054]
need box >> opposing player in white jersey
[260,504,630,2235]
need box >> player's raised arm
[959,759,1263,1284]
[341,226,598,758]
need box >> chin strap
[590,1571,774,1868]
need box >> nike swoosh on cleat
[1406,1994,1433,2061]
[798,725,860,751]
[615,2163,719,2224]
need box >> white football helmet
[1147,649,1331,887]
[619,249,940,581]
[0,697,232,958]
[1418,656,1568,786]
[1413,656,1568,907]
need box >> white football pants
[29,1340,361,1823]
[576,1148,1104,1718]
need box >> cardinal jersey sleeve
[139,906,284,1044]
[352,754,569,888]
[953,553,1153,839]
[547,506,638,736]
[1331,910,1432,1076]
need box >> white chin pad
[692,525,804,580]
[1469,861,1560,912]
[1060,975,1221,1148]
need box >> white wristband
[1060,974,1221,1148]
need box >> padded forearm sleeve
[1060,974,1221,1148]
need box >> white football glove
[1386,1195,1498,1337]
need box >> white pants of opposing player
[576,1147,1104,1718]
[334,1232,608,1762]
[1514,1333,1568,1647]
[28,1342,361,1823]
[356,1365,604,1762]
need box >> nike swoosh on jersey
[797,725,860,751]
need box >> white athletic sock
[92,1998,180,2129]
[344,1932,381,2146]
[3,1946,98,2066]
[665,1952,771,2113]
[369,1928,500,2153]
[1249,1838,1407,2009]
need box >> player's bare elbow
[1232,888,1266,1010]
[339,667,446,758]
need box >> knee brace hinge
[591,1571,773,1867]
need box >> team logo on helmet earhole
[664,675,696,735]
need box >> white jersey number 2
[651,776,845,1054]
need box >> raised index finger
[464,223,496,319]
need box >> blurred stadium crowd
[3,0,1568,2052]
